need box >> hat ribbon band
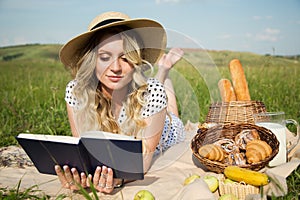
[90,19,125,31]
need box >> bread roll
[218,78,237,102]
[198,144,225,162]
[245,140,272,163]
[229,59,251,101]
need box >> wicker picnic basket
[218,174,259,199]
[191,123,279,174]
[205,101,267,124]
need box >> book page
[17,133,80,144]
[80,131,140,141]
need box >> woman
[55,11,185,194]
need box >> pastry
[218,78,237,102]
[246,140,272,163]
[229,59,251,101]
[235,129,260,150]
[226,152,246,165]
[198,144,225,162]
[214,138,238,153]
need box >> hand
[158,48,184,70]
[90,166,114,193]
[55,165,115,193]
[55,165,88,191]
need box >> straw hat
[59,11,167,68]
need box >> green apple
[224,178,236,184]
[203,175,219,192]
[133,190,155,200]
[183,174,201,186]
[218,193,238,200]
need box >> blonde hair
[71,27,154,137]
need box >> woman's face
[95,34,134,97]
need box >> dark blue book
[16,131,144,180]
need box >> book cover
[16,131,144,180]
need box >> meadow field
[0,44,299,199]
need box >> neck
[101,85,129,109]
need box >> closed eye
[99,53,111,62]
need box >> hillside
[0,44,299,144]
[1,44,299,64]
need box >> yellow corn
[224,166,269,186]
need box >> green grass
[0,44,71,146]
[0,44,299,199]
[0,178,67,200]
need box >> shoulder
[65,80,78,107]
[66,80,77,90]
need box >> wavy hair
[71,27,154,137]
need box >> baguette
[229,59,251,101]
[218,79,237,102]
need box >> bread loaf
[229,59,251,101]
[218,78,237,102]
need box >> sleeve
[141,78,167,118]
[64,80,78,107]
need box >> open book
[16,131,144,180]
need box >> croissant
[246,140,272,164]
[198,144,225,162]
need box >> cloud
[266,16,273,20]
[252,15,273,20]
[217,34,232,39]
[264,28,280,35]
[0,36,29,47]
[255,28,280,42]
[245,33,253,38]
[253,16,262,20]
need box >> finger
[87,174,93,187]
[71,168,80,189]
[63,165,75,188]
[170,47,183,55]
[97,166,108,190]
[168,49,183,64]
[81,172,87,188]
[55,165,68,187]
[104,168,114,193]
[157,54,166,65]
[93,166,102,186]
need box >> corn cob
[224,166,269,186]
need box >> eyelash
[99,56,110,62]
[98,54,128,62]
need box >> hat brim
[59,18,167,68]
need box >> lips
[106,75,123,82]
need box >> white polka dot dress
[65,78,185,154]
[65,80,80,109]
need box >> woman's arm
[66,103,80,137]
[141,108,167,172]
[155,48,183,116]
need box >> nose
[109,58,122,72]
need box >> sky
[0,0,299,55]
